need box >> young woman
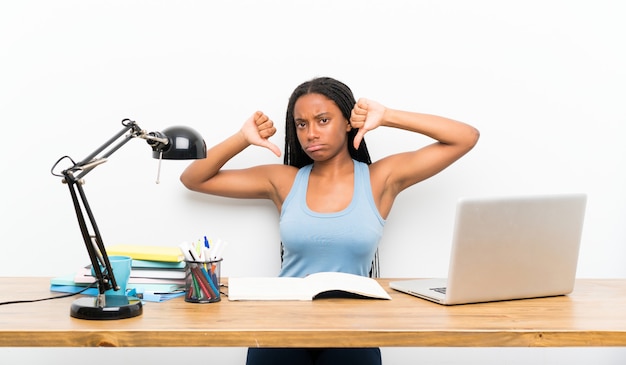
[180,77,479,365]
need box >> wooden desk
[1,278,625,347]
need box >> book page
[305,272,391,300]
[228,273,391,301]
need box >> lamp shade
[151,126,206,160]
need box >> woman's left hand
[350,98,386,149]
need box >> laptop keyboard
[430,287,447,294]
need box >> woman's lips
[305,144,323,152]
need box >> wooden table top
[1,277,625,347]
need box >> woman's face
[293,93,352,161]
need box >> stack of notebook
[50,244,186,302]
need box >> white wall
[1,1,624,364]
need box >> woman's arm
[180,111,292,202]
[350,98,480,216]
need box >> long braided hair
[283,77,372,168]
[280,77,380,278]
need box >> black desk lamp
[51,119,206,320]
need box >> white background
[1,0,624,363]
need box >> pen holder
[184,259,222,303]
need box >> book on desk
[227,271,391,301]
[50,246,186,302]
[105,243,185,262]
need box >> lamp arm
[63,170,115,298]
[57,119,158,303]
[72,119,164,181]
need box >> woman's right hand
[240,111,281,157]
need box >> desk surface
[1,277,625,347]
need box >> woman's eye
[319,118,329,124]
[296,121,306,129]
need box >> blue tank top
[279,160,386,277]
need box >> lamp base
[70,295,143,320]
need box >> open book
[227,272,391,301]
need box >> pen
[178,242,194,261]
[200,265,219,298]
[188,249,196,261]
[191,264,213,298]
[190,274,202,300]
[196,239,202,260]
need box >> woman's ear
[346,120,352,132]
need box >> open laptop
[389,193,587,305]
